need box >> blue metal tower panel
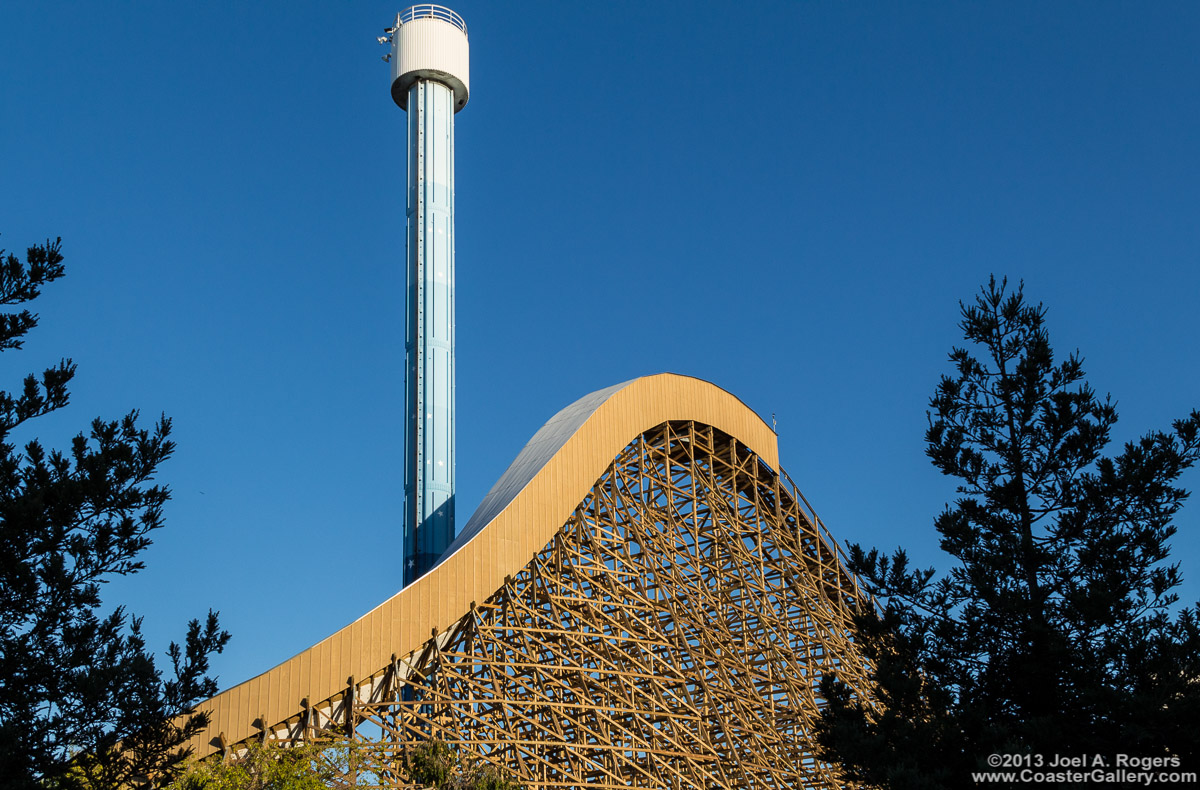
[403,78,456,586]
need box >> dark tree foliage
[406,740,526,790]
[0,238,230,789]
[816,278,1200,789]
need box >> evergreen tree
[0,238,230,789]
[816,277,1200,788]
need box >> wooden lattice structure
[191,375,872,788]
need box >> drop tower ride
[385,5,469,587]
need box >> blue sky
[3,1,1198,690]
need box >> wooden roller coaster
[190,374,872,788]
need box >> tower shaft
[404,78,456,585]
[389,5,469,587]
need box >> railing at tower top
[399,4,467,34]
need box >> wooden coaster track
[190,375,871,788]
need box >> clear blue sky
[3,1,1198,690]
